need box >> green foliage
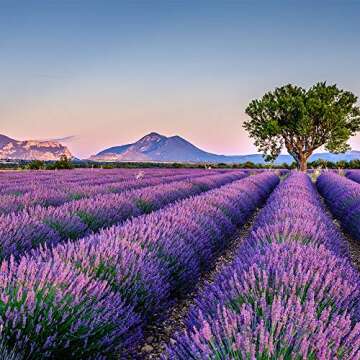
[0,282,116,359]
[306,159,360,169]
[0,340,21,360]
[27,160,45,170]
[242,161,256,169]
[135,198,154,214]
[46,155,74,170]
[3,157,360,170]
[244,82,360,170]
[74,211,100,231]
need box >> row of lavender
[0,168,202,190]
[0,168,155,194]
[166,172,360,359]
[0,168,274,199]
[0,172,279,358]
[0,172,247,259]
[347,169,360,184]
[0,169,221,214]
[317,172,360,242]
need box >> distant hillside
[0,134,73,161]
[90,132,360,164]
[0,134,14,149]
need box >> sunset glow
[1,1,359,158]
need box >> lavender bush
[0,172,246,259]
[169,243,360,360]
[317,172,360,242]
[0,169,227,215]
[0,256,141,359]
[248,172,349,257]
[347,169,360,184]
[165,172,360,359]
[0,172,278,357]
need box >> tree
[242,161,256,169]
[244,82,360,171]
[27,160,44,170]
[46,155,74,170]
[56,155,74,169]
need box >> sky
[1,0,360,158]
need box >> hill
[0,134,73,161]
[90,132,360,164]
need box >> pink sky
[3,91,360,159]
[1,77,263,158]
[1,2,359,159]
[3,80,360,159]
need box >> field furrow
[0,172,279,358]
[0,171,246,259]
[136,204,263,359]
[164,172,360,359]
[0,169,225,215]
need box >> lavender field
[1,168,360,359]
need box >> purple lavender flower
[165,172,360,359]
[0,256,142,358]
[317,172,360,242]
[0,172,278,357]
[0,171,246,259]
[167,242,360,359]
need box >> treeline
[235,159,360,170]
[1,157,360,170]
[0,155,74,170]
[209,159,360,169]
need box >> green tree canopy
[27,160,44,170]
[46,155,74,170]
[244,82,360,171]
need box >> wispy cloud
[43,135,77,142]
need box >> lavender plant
[248,172,349,257]
[0,172,279,357]
[0,169,232,215]
[0,256,141,359]
[165,172,360,359]
[347,169,360,184]
[0,172,246,259]
[317,172,360,242]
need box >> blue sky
[1,0,359,158]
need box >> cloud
[43,135,77,142]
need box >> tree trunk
[297,152,311,172]
[299,158,307,172]
[287,147,310,172]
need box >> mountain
[90,132,234,162]
[0,134,14,149]
[0,134,73,161]
[89,132,360,164]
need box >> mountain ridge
[90,132,360,164]
[0,134,73,161]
